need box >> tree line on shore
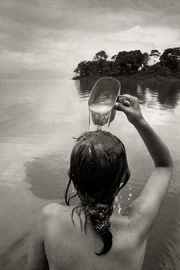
[73,47,180,80]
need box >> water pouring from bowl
[88,77,121,131]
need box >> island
[73,48,180,80]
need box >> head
[67,130,130,202]
[65,130,130,255]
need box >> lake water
[0,78,180,269]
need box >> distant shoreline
[72,74,180,81]
[0,75,179,81]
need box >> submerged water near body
[0,78,180,269]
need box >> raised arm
[115,95,174,237]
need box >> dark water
[0,78,180,270]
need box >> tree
[74,61,88,77]
[160,47,180,72]
[111,55,117,61]
[142,53,149,69]
[93,50,108,61]
[115,50,145,75]
[150,49,161,63]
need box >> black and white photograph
[0,1,180,269]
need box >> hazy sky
[0,0,180,78]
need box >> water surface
[0,78,180,269]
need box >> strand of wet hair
[65,178,72,206]
[67,191,78,206]
[71,205,85,231]
[65,177,78,206]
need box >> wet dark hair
[65,130,130,255]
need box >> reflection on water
[74,78,97,98]
[77,78,180,110]
[0,78,180,270]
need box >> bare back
[41,203,147,270]
[27,96,173,270]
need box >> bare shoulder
[41,203,63,215]
[40,203,69,223]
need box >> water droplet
[128,198,130,200]
[129,193,132,197]
[117,202,121,214]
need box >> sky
[0,0,180,78]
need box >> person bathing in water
[27,95,173,270]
